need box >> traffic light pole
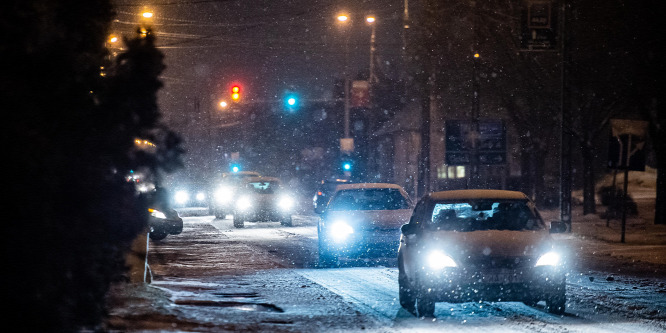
[343,32,351,139]
[559,0,572,232]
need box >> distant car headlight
[427,250,457,270]
[278,196,295,211]
[148,208,167,219]
[215,186,234,204]
[236,196,252,211]
[195,192,206,202]
[174,190,189,205]
[329,221,354,242]
[535,251,561,267]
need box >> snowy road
[108,213,666,332]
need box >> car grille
[464,256,535,270]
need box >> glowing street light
[337,14,349,22]
[219,101,228,108]
[142,11,154,19]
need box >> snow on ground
[106,170,666,332]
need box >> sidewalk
[542,168,666,278]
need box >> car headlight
[195,192,206,202]
[236,196,252,211]
[535,251,561,267]
[215,186,234,204]
[148,208,167,219]
[329,221,354,242]
[174,190,189,205]
[278,196,294,211]
[427,250,457,270]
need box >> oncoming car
[398,190,567,318]
[317,183,413,267]
[171,185,208,208]
[312,178,352,213]
[210,171,261,218]
[232,177,295,228]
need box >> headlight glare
[427,250,457,270]
[174,190,189,204]
[535,251,561,267]
[195,192,206,202]
[148,208,167,219]
[278,196,294,210]
[236,196,252,211]
[329,221,354,242]
[215,186,233,203]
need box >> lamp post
[366,16,377,85]
[337,14,351,139]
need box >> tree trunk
[582,143,597,215]
[656,155,666,224]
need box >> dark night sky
[111,0,405,129]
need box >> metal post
[560,0,572,232]
[369,23,376,85]
[344,32,350,139]
[621,167,629,243]
[471,54,480,189]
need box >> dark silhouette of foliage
[1,1,182,331]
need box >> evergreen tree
[1,1,182,331]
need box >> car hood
[423,229,553,259]
[325,209,412,230]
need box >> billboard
[445,120,506,165]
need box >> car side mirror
[550,221,567,234]
[401,223,418,236]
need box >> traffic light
[231,85,241,101]
[230,163,241,173]
[284,93,299,112]
[341,158,353,175]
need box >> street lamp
[336,13,351,139]
[366,15,377,109]
[470,52,481,188]
[139,8,154,37]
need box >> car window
[328,188,410,211]
[429,200,544,231]
[245,181,280,194]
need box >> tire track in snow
[298,267,400,326]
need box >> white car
[398,189,567,318]
[317,183,413,267]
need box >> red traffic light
[231,85,241,101]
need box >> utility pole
[560,0,572,232]
[469,1,481,189]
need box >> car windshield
[245,181,280,194]
[428,199,544,231]
[328,188,410,211]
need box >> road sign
[350,80,370,108]
[445,119,506,165]
[520,0,557,51]
[608,119,648,171]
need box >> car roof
[320,178,352,185]
[428,189,529,201]
[244,176,281,183]
[223,171,261,178]
[334,183,405,191]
